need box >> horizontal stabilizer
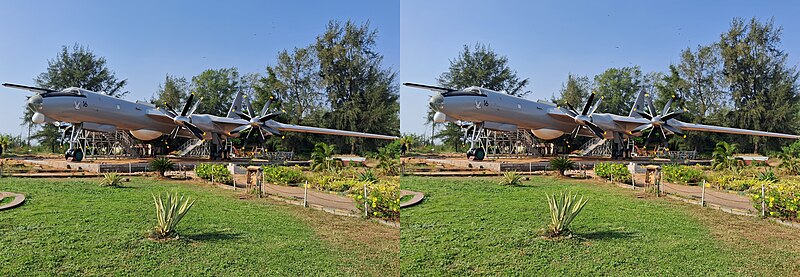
[2,83,58,94]
[403,82,456,93]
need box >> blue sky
[0,0,399,136]
[400,0,800,136]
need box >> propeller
[229,96,283,142]
[160,93,205,140]
[559,92,606,140]
[631,95,684,149]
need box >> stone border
[400,190,424,208]
[0,192,25,210]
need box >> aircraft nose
[429,93,444,111]
[27,94,43,110]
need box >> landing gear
[466,147,486,161]
[463,122,487,161]
[65,148,83,162]
[64,123,84,162]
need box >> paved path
[659,182,756,213]
[261,183,358,213]
[400,190,424,208]
[0,192,25,210]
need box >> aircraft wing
[275,122,398,140]
[674,121,800,139]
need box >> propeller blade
[235,111,252,121]
[584,121,606,139]
[183,122,205,140]
[566,103,579,116]
[582,93,595,115]
[164,103,179,117]
[636,111,653,120]
[661,110,684,121]
[188,96,202,115]
[631,123,654,133]
[644,129,654,149]
[181,93,194,116]
[588,97,602,115]
[257,128,266,142]
[662,98,673,116]
[169,126,180,141]
[229,124,252,135]
[647,97,657,117]
[663,124,683,135]
[570,126,581,141]
[245,96,256,118]
[260,99,272,116]
[659,126,667,140]
[258,111,283,123]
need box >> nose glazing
[429,93,444,110]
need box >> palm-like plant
[712,141,739,171]
[150,157,175,177]
[151,193,195,240]
[778,154,800,175]
[546,191,588,237]
[0,135,9,157]
[311,142,341,172]
[498,171,522,186]
[376,146,400,176]
[550,156,575,176]
[99,172,123,187]
[399,135,415,155]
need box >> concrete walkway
[659,182,756,213]
[261,183,358,213]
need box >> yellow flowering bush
[352,179,399,220]
[750,180,800,221]
[594,162,631,183]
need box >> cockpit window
[62,88,83,95]
[464,87,484,95]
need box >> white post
[232,172,236,191]
[364,184,368,218]
[529,162,532,174]
[303,181,308,208]
[701,180,706,206]
[128,163,132,174]
[761,183,766,217]
[631,173,635,189]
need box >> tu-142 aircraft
[4,83,397,161]
[404,82,800,160]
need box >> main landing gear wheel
[467,147,486,161]
[65,149,84,162]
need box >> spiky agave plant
[151,193,195,240]
[545,191,588,237]
[99,172,123,187]
[499,171,522,186]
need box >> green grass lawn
[401,176,800,276]
[0,177,398,276]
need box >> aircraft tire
[473,148,486,161]
[72,149,84,162]
[466,148,474,159]
[65,149,74,160]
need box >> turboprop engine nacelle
[130,129,163,141]
[532,128,565,140]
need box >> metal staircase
[176,139,208,157]
[579,138,611,157]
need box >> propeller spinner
[229,96,283,142]
[161,93,205,140]
[560,92,606,140]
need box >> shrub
[353,180,400,220]
[757,170,779,183]
[750,180,800,221]
[99,172,123,187]
[311,142,342,172]
[376,144,400,176]
[195,163,232,184]
[498,171,522,186]
[358,169,379,184]
[150,157,175,177]
[262,165,305,185]
[545,191,588,237]
[594,162,631,183]
[778,155,800,175]
[549,156,575,176]
[712,141,740,171]
[662,164,705,185]
[150,193,195,240]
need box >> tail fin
[629,89,647,118]
[226,90,245,118]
